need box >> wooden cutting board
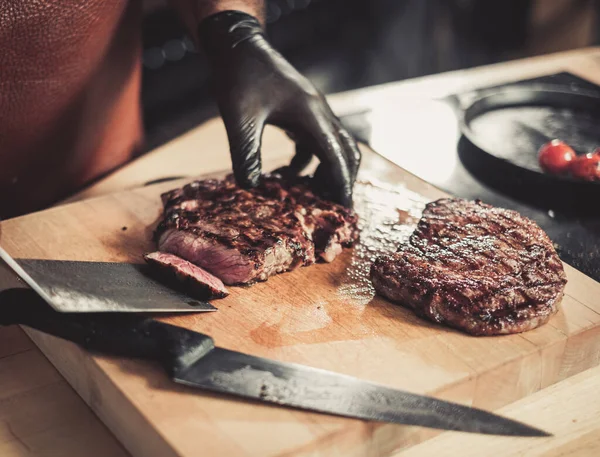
[1,147,599,457]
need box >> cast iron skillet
[457,86,600,214]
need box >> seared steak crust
[370,198,567,335]
[155,175,359,285]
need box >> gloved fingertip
[333,186,353,208]
[340,193,353,209]
[311,166,353,208]
[247,168,262,187]
[235,162,262,188]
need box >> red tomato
[570,153,600,181]
[538,140,576,174]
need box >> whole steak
[154,175,359,285]
[370,198,567,336]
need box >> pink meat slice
[144,251,229,299]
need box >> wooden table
[1,47,599,457]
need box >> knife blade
[0,247,216,313]
[0,288,550,437]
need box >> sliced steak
[154,175,359,285]
[370,198,567,336]
[144,252,229,299]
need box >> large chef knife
[0,247,215,313]
[0,288,549,437]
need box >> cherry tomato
[538,140,576,174]
[570,153,600,181]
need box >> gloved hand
[198,11,361,207]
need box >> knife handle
[0,288,214,376]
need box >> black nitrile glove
[198,11,361,207]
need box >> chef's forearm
[170,0,266,44]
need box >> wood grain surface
[398,364,600,457]
[1,145,600,457]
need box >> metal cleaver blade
[0,247,216,313]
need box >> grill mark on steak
[154,175,359,285]
[370,198,567,336]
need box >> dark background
[140,0,600,151]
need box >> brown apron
[0,0,144,218]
